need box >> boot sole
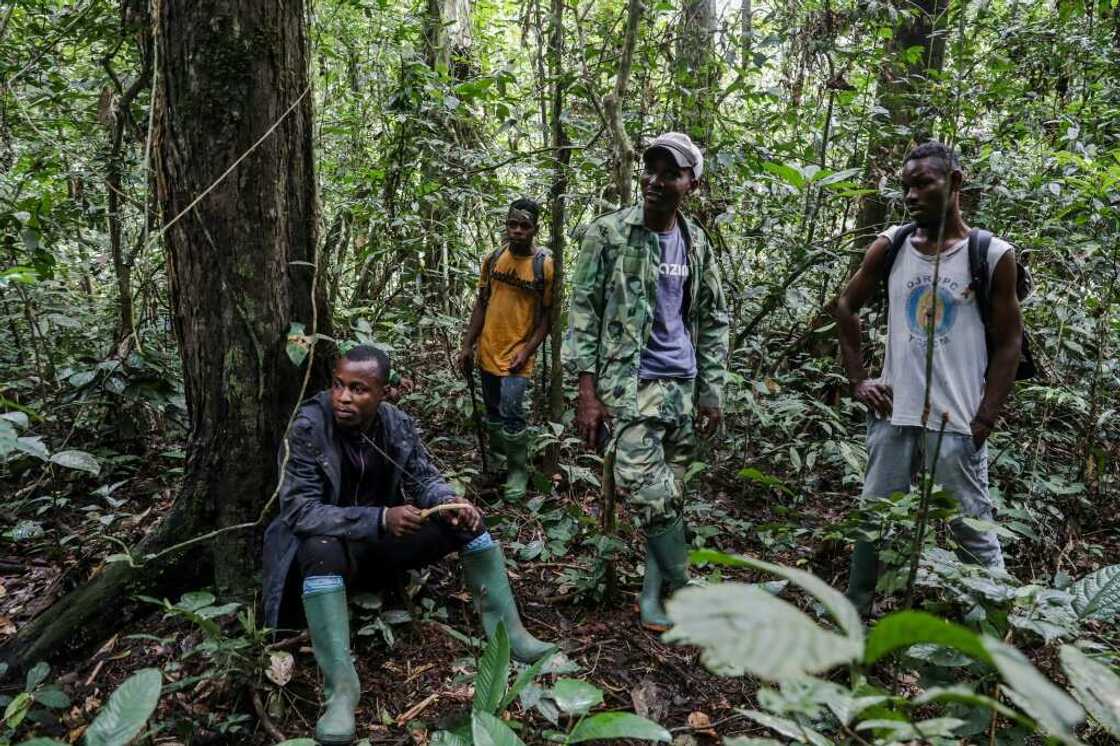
[636,604,671,632]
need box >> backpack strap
[481,246,506,304]
[881,222,917,303]
[968,229,993,327]
[531,248,550,298]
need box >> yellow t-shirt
[477,248,555,377]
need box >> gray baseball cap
[643,132,703,180]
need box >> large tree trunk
[3,0,325,668]
[855,0,948,238]
[673,0,719,145]
[543,0,569,474]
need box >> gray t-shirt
[877,225,1012,435]
[638,222,697,380]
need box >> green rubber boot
[638,542,672,631]
[647,518,690,594]
[845,540,879,617]
[501,429,530,502]
[463,544,556,662]
[303,585,360,744]
[484,419,506,473]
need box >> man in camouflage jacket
[565,132,729,631]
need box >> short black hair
[341,344,390,384]
[904,141,961,176]
[508,198,541,225]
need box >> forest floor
[1,352,1114,745]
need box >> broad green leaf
[498,650,556,712]
[665,583,862,680]
[1069,565,1120,620]
[0,419,18,458]
[567,712,671,743]
[0,411,28,429]
[855,717,965,739]
[761,161,805,189]
[25,661,50,690]
[689,551,862,642]
[912,686,1035,729]
[474,621,510,714]
[471,710,525,746]
[1060,645,1120,737]
[17,739,70,745]
[15,436,49,461]
[551,678,602,716]
[175,592,216,612]
[430,730,471,746]
[273,741,318,746]
[723,740,783,746]
[50,450,101,475]
[982,637,1083,742]
[84,667,163,746]
[4,691,31,729]
[286,322,310,366]
[739,710,829,745]
[33,686,71,710]
[864,611,991,665]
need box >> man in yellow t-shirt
[458,198,554,501]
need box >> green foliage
[667,552,1114,744]
[82,668,162,746]
[434,623,666,745]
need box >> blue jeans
[862,416,1004,569]
[480,371,529,434]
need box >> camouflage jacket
[565,204,729,417]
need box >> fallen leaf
[687,711,717,737]
[265,650,294,687]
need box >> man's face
[330,358,385,430]
[902,157,958,228]
[505,211,537,251]
[640,151,695,214]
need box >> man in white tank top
[833,142,1024,615]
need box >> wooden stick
[418,503,465,521]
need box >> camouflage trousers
[609,378,696,534]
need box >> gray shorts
[863,415,1004,569]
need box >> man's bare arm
[833,235,894,416]
[973,251,1022,441]
[507,307,551,373]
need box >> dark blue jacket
[261,391,456,627]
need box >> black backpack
[882,223,1036,380]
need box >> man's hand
[970,416,994,450]
[385,505,423,537]
[697,406,722,437]
[506,347,531,374]
[576,390,610,450]
[438,500,483,532]
[457,347,474,375]
[853,379,893,417]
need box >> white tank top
[877,225,1012,435]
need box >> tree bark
[604,0,642,205]
[673,0,719,145]
[2,0,325,668]
[855,0,949,239]
[544,0,569,473]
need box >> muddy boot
[648,518,690,593]
[845,540,879,617]
[463,543,556,662]
[484,419,507,474]
[303,581,360,744]
[638,542,671,631]
[501,429,530,502]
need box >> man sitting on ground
[262,345,553,744]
